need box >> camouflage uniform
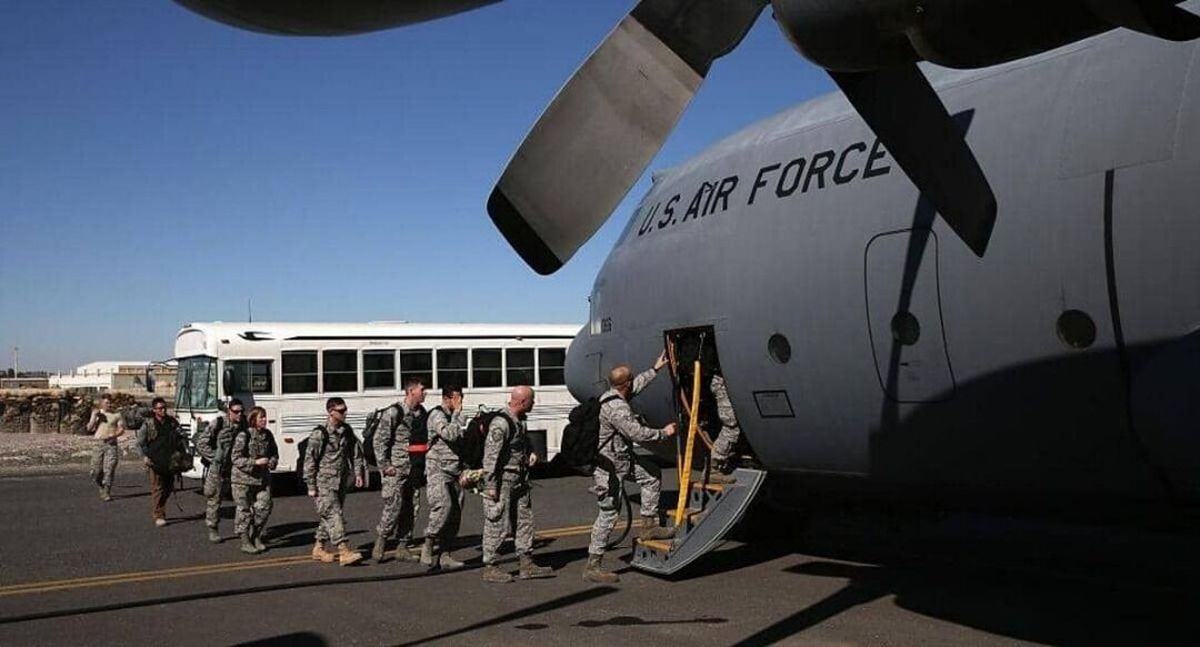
[373,402,424,544]
[589,367,668,556]
[198,416,242,533]
[304,422,365,547]
[709,374,742,465]
[87,407,122,493]
[481,411,535,565]
[424,406,466,546]
[231,427,279,535]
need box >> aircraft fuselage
[567,30,1200,510]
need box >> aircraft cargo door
[864,229,955,403]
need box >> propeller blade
[1087,0,1200,42]
[489,0,767,275]
[830,65,997,257]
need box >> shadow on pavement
[391,587,619,647]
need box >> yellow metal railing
[673,360,702,529]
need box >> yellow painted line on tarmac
[0,519,639,598]
[0,555,309,596]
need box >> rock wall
[0,391,149,434]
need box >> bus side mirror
[145,368,156,394]
[223,367,235,396]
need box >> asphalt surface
[0,466,1197,646]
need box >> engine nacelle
[174,0,499,36]
[770,0,1114,71]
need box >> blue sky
[0,0,832,370]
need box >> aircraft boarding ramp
[632,467,766,575]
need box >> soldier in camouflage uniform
[196,399,245,544]
[370,378,426,563]
[86,394,124,501]
[584,352,678,584]
[707,373,742,484]
[231,406,278,554]
[480,386,554,583]
[305,397,366,566]
[421,385,467,570]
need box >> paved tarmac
[0,466,1197,646]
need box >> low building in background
[50,361,177,396]
[0,377,51,390]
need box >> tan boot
[481,564,513,583]
[638,519,675,541]
[420,540,434,567]
[582,554,619,584]
[371,536,387,563]
[518,554,554,580]
[708,460,737,484]
[337,542,363,566]
[312,541,335,563]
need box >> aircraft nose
[565,325,604,402]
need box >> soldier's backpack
[361,404,398,467]
[193,416,225,467]
[553,395,621,475]
[168,422,194,475]
[362,404,430,471]
[300,425,329,489]
[460,409,516,471]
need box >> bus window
[437,349,468,390]
[539,348,566,386]
[472,348,502,388]
[226,360,273,394]
[323,350,358,392]
[364,350,396,390]
[282,351,318,394]
[506,348,535,387]
[400,349,433,389]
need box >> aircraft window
[506,348,535,387]
[399,350,433,389]
[472,348,503,388]
[438,349,468,390]
[538,348,566,385]
[322,350,358,392]
[891,312,921,346]
[363,351,395,390]
[1057,310,1096,349]
[768,334,791,364]
[281,351,318,394]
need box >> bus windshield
[176,356,219,410]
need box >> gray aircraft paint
[566,24,1200,507]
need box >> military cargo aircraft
[177,0,1200,573]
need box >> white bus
[172,321,580,482]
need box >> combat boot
[371,535,388,563]
[481,564,513,583]
[337,542,363,566]
[397,541,422,563]
[208,527,222,544]
[582,554,619,584]
[638,518,676,541]
[240,529,258,554]
[312,541,335,563]
[420,539,433,566]
[252,525,268,552]
[518,554,554,580]
[428,539,464,571]
[100,487,112,502]
[437,550,465,571]
[707,460,736,484]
